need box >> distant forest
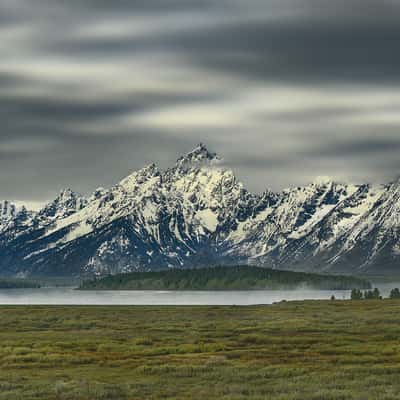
[79,266,371,291]
[0,279,41,289]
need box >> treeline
[351,287,400,300]
[0,279,41,289]
[79,265,371,291]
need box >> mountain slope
[0,144,398,277]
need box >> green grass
[79,265,371,290]
[1,301,400,399]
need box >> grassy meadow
[1,301,400,399]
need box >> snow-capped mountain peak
[311,175,335,187]
[119,163,160,191]
[0,200,16,221]
[175,143,221,169]
[38,188,87,221]
[0,145,398,277]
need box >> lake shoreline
[0,283,397,306]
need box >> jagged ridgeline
[79,266,371,290]
[0,144,399,277]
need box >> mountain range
[0,144,399,277]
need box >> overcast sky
[1,0,400,208]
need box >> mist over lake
[0,284,397,305]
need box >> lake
[0,283,397,305]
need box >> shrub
[351,289,363,300]
[364,288,381,300]
[390,288,400,299]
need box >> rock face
[0,144,399,277]
[0,201,16,225]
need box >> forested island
[0,278,41,289]
[79,266,371,291]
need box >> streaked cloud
[0,0,399,205]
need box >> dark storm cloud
[0,127,196,201]
[256,107,360,123]
[0,0,399,205]
[311,137,400,158]
[226,134,400,173]
[31,7,400,85]
[0,90,219,124]
[172,21,400,83]
[40,0,216,13]
[0,72,25,88]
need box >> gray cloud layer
[0,0,399,206]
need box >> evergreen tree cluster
[389,288,400,299]
[0,279,40,289]
[350,289,363,300]
[364,288,382,300]
[351,287,389,300]
[80,265,371,291]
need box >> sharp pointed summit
[0,145,398,278]
[0,200,17,222]
[311,176,335,187]
[38,188,87,220]
[176,143,221,167]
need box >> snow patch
[196,209,218,232]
